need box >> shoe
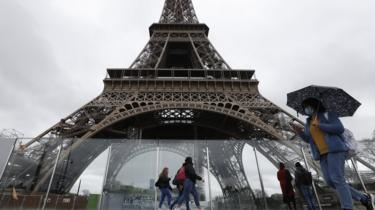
[361,193,375,210]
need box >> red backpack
[173,167,186,185]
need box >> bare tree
[0,129,24,139]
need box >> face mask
[304,106,315,116]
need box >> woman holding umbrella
[287,85,374,210]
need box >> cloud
[195,0,375,139]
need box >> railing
[105,68,256,82]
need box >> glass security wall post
[41,144,62,210]
[223,197,228,210]
[237,193,242,210]
[98,145,112,210]
[253,146,268,210]
[350,158,367,193]
[37,195,43,209]
[206,143,213,210]
[155,141,160,210]
[19,194,26,210]
[54,195,60,209]
[301,147,322,210]
[71,179,81,210]
[71,196,76,210]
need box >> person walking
[277,162,297,210]
[291,97,374,210]
[174,157,203,210]
[294,162,317,210]
[155,167,172,210]
[170,163,190,210]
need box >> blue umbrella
[287,85,361,117]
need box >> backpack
[172,167,186,185]
[301,171,312,185]
[285,170,293,183]
[323,112,359,159]
[341,129,359,159]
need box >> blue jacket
[299,112,348,160]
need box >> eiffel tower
[8,1,375,209]
[5,0,316,196]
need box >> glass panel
[157,140,210,209]
[244,141,291,210]
[207,140,256,210]
[102,139,157,210]
[45,138,111,210]
[0,138,62,209]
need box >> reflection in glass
[102,140,157,210]
[158,140,209,209]
[2,138,363,209]
[207,140,257,210]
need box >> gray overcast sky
[0,0,374,139]
[1,0,374,197]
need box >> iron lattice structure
[159,0,199,24]
[2,0,374,205]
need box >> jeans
[176,179,200,207]
[159,187,172,208]
[170,187,190,210]
[299,185,317,210]
[320,152,366,209]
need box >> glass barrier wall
[102,140,158,210]
[0,138,111,210]
[157,140,209,210]
[1,138,374,210]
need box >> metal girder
[159,0,199,24]
[80,102,284,140]
[130,33,168,69]
[130,31,231,70]
[249,140,322,177]
[191,33,231,70]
